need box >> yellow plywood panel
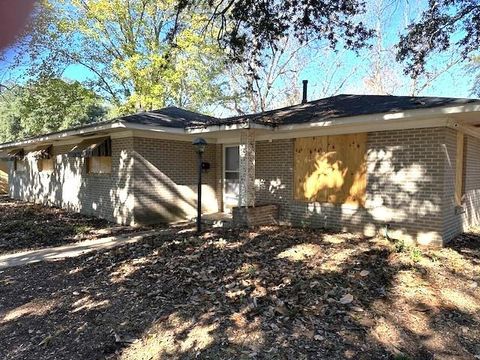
[455,132,464,206]
[88,156,112,174]
[40,159,54,173]
[294,133,367,206]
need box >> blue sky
[0,0,475,115]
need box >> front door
[223,145,240,212]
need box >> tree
[225,35,316,114]
[174,0,374,71]
[11,0,228,113]
[224,34,359,114]
[0,78,106,142]
[0,87,23,143]
[396,0,480,79]
[10,0,376,114]
[362,0,463,96]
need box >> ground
[0,196,147,254]
[0,199,479,360]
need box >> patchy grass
[0,196,149,254]
[0,224,479,359]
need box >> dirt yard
[0,199,479,359]
[0,196,148,254]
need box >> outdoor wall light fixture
[193,137,207,234]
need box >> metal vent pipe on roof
[302,80,308,104]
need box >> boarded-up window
[87,156,112,174]
[68,137,112,175]
[39,159,54,173]
[294,133,367,206]
[15,159,26,172]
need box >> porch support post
[239,129,256,207]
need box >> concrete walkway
[0,229,165,269]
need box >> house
[1,93,480,247]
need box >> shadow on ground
[0,225,479,360]
[0,196,147,254]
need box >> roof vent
[302,80,308,104]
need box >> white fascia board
[186,122,250,134]
[255,117,450,141]
[0,121,189,150]
[19,131,135,150]
[121,122,186,134]
[188,103,480,135]
[185,121,271,134]
[275,104,480,133]
[0,121,128,150]
[131,129,218,143]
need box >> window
[87,156,112,174]
[39,158,54,173]
[294,133,367,206]
[224,146,240,210]
[27,144,54,173]
[68,137,112,175]
[7,148,25,172]
[14,159,26,172]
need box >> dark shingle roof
[1,95,478,148]
[212,94,480,128]
[118,106,218,128]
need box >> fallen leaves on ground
[0,196,151,254]
[0,219,479,359]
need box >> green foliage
[0,78,105,142]
[397,0,479,78]
[175,0,373,72]
[0,87,23,143]
[410,247,423,263]
[392,238,423,263]
[14,0,228,114]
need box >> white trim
[278,103,480,132]
[256,117,450,141]
[19,130,134,150]
[223,144,240,213]
[131,129,218,143]
[122,122,187,134]
[186,122,269,134]
[0,122,127,149]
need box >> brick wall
[132,137,219,224]
[255,128,447,246]
[8,137,135,225]
[232,204,279,227]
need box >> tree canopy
[13,0,228,113]
[174,0,374,68]
[0,78,105,143]
[397,0,480,78]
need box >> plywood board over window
[87,156,112,174]
[39,158,54,173]
[294,133,367,206]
